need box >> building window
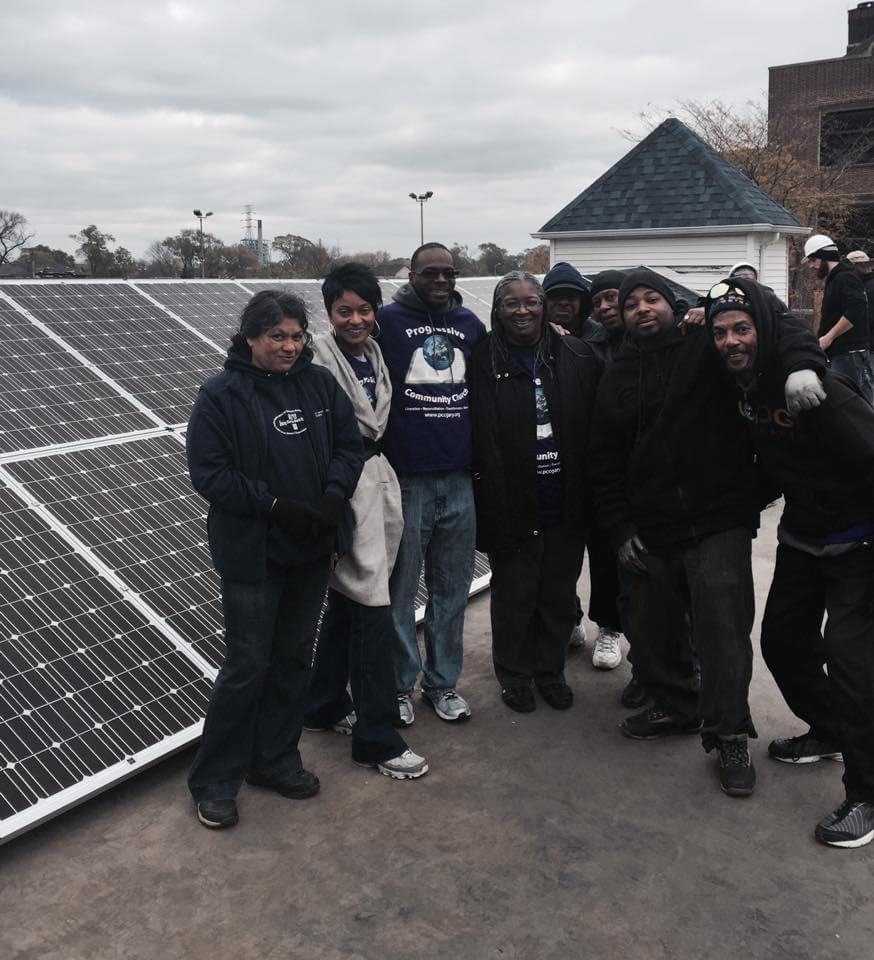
[820,107,874,167]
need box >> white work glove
[784,369,826,416]
[618,535,649,575]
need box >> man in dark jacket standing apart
[590,269,823,797]
[186,290,364,829]
[804,234,872,404]
[377,243,487,725]
[707,276,874,848]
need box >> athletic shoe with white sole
[592,628,622,670]
[304,711,356,736]
[768,733,843,764]
[356,750,429,780]
[395,694,415,727]
[815,799,874,848]
[196,798,238,829]
[568,623,587,649]
[425,689,471,722]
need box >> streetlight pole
[408,191,433,246]
[192,209,213,279]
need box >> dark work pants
[585,520,623,632]
[761,542,874,803]
[489,525,583,686]
[188,561,329,802]
[625,526,757,750]
[305,589,407,765]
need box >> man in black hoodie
[804,234,872,404]
[707,276,874,848]
[590,268,823,797]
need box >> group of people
[184,239,874,851]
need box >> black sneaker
[815,799,874,848]
[501,685,536,713]
[246,768,320,799]
[535,679,574,710]
[620,706,702,740]
[196,798,239,829]
[717,737,756,796]
[768,734,843,764]
[620,676,650,710]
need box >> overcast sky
[0,1,851,262]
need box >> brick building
[769,2,874,249]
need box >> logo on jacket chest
[274,409,308,435]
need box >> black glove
[313,491,345,537]
[271,499,320,540]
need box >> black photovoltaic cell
[2,284,223,425]
[4,435,225,670]
[0,300,155,452]
[0,482,213,824]
[134,281,250,349]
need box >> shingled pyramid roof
[537,118,804,235]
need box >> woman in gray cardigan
[304,263,428,779]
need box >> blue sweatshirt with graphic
[376,284,487,474]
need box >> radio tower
[241,205,255,246]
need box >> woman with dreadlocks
[469,271,602,713]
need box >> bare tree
[0,210,34,265]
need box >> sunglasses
[708,281,747,301]
[412,267,460,280]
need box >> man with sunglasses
[376,243,487,725]
[707,276,874,848]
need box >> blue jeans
[390,469,476,697]
[188,561,328,802]
[829,350,874,406]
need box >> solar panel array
[0,278,492,843]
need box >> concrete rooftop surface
[1,504,872,960]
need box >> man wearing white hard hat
[803,235,872,404]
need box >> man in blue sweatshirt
[377,243,487,725]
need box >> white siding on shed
[551,233,790,298]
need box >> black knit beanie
[589,269,626,298]
[618,268,677,314]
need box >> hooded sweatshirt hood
[392,281,463,316]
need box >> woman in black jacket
[185,290,364,829]
[470,271,601,712]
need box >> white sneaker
[426,689,471,722]
[396,694,415,726]
[568,623,587,649]
[592,628,622,670]
[304,711,356,735]
[376,750,429,780]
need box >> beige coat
[312,333,403,606]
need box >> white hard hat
[802,234,838,263]
[729,261,758,279]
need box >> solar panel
[132,280,251,350]
[4,434,225,671]
[0,278,490,843]
[2,284,223,426]
[0,477,213,842]
[0,295,156,454]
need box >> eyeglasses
[500,297,542,313]
[412,267,459,280]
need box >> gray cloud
[1,0,844,261]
